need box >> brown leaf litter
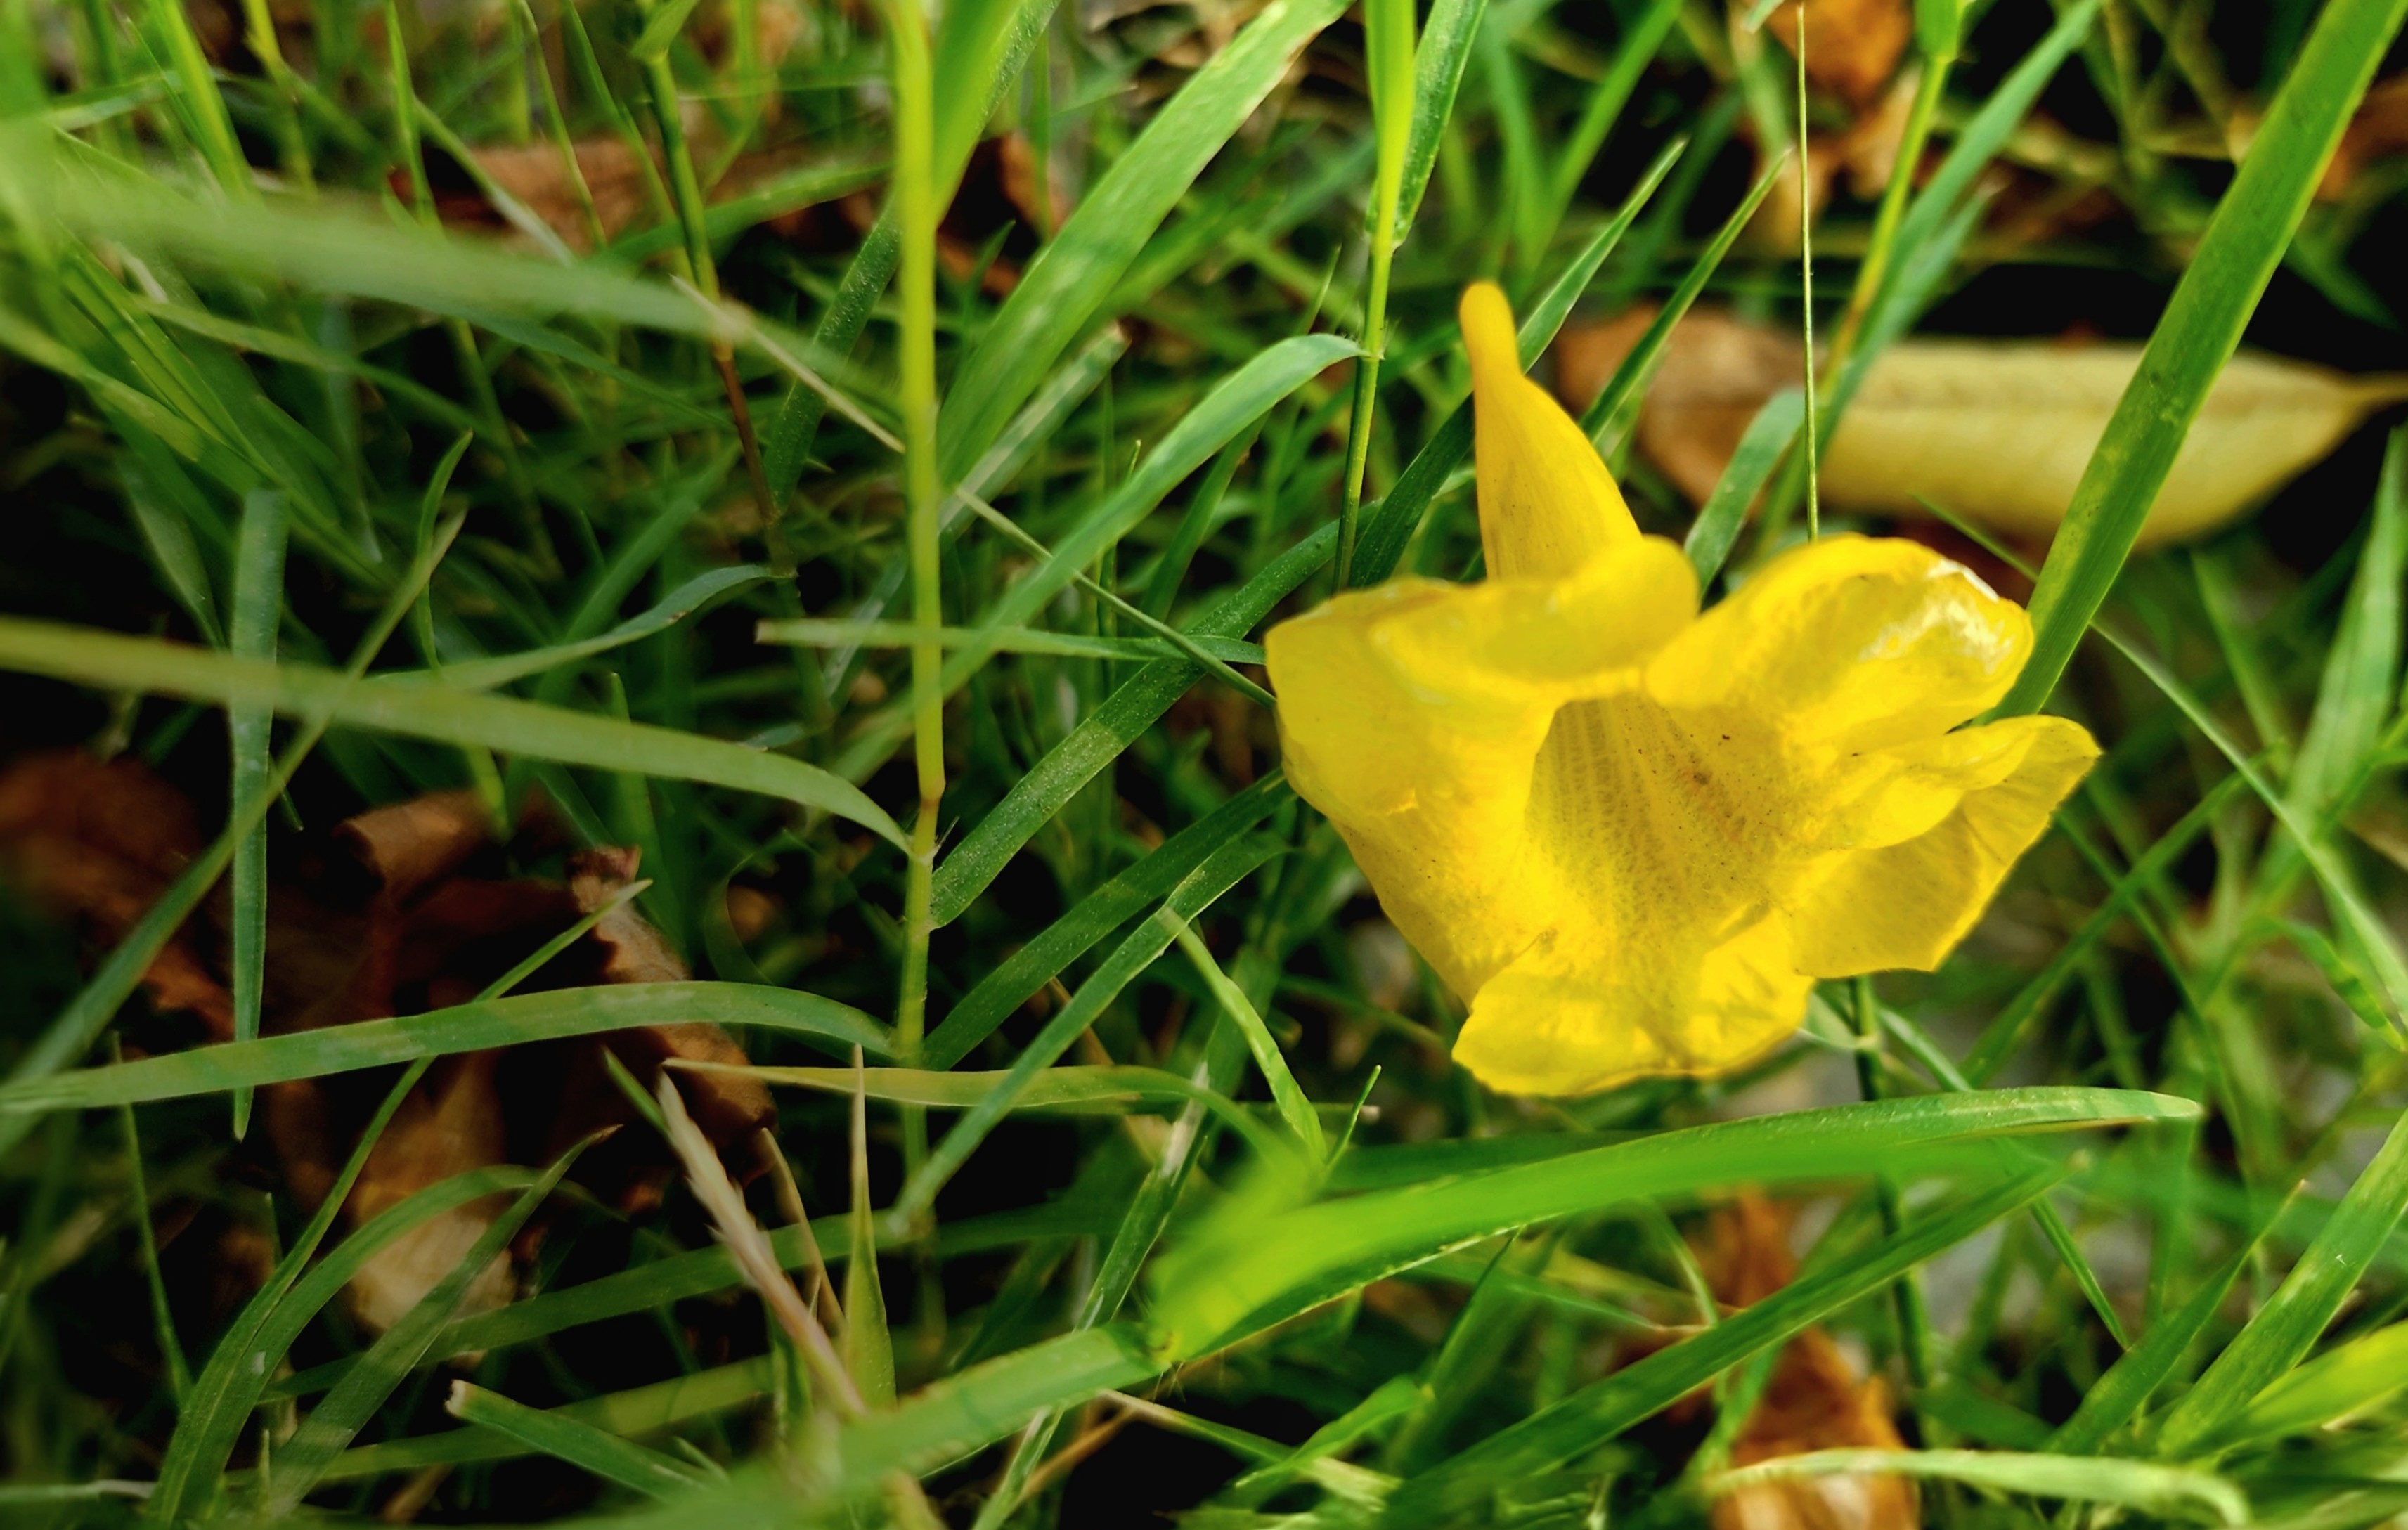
[0,751,772,1337]
[1699,1195,1917,1530]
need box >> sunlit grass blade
[2206,1319,2408,1451]
[1151,1090,2197,1357]
[2158,1109,2408,1456]
[1377,1172,2063,1528]
[1998,0,2408,716]
[0,981,887,1114]
[1709,1450,2246,1525]
[1171,920,1326,1160]
[2048,1245,2253,1453]
[1393,0,1487,237]
[0,618,909,848]
[445,1382,704,1498]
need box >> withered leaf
[1558,307,2408,547]
[1700,1195,1917,1530]
[0,756,777,1337]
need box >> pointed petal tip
[1459,282,1518,380]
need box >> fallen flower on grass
[1266,285,2096,1096]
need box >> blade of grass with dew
[1149,1090,2196,1356]
[2206,1319,2408,1451]
[263,1139,597,1515]
[897,834,1287,1223]
[1996,0,2408,718]
[2158,1108,2408,1456]
[1347,137,1683,585]
[1393,0,1487,237]
[226,488,285,1141]
[936,0,1349,479]
[445,1382,704,1498]
[1578,154,1782,450]
[926,774,1291,1058]
[1709,1450,2246,1525]
[1373,1172,2064,1529]
[0,510,463,1160]
[0,619,908,848]
[0,981,888,1114]
[1685,389,1801,583]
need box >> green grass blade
[1376,1172,2062,1528]
[0,982,888,1114]
[2208,1319,2408,1451]
[1346,143,1681,586]
[446,1382,704,1498]
[419,566,773,691]
[1997,0,2408,717]
[226,488,285,1141]
[1151,1090,2196,1357]
[2049,1247,2252,1453]
[1393,0,1487,238]
[898,834,1286,1221]
[2158,1107,2408,1456]
[936,0,1348,478]
[1577,154,1781,448]
[925,774,1291,1061]
[1534,0,1683,258]
[1710,1450,2246,1525]
[1172,921,1326,1160]
[692,1062,1290,1162]
[1685,389,1801,583]
[264,1139,595,1514]
[0,618,908,848]
[839,335,1352,784]
[2288,429,2406,818]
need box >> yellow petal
[1451,911,1809,1096]
[1264,538,1696,997]
[1648,534,2033,752]
[1462,283,1638,578]
[1787,715,2099,975]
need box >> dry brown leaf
[0,758,777,1336]
[0,751,229,1037]
[1700,1195,1917,1530]
[1763,0,1913,111]
[2322,73,2408,200]
[1556,307,2408,547]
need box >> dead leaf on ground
[1699,1195,1917,1530]
[1556,306,2408,547]
[2323,73,2408,200]
[0,755,777,1338]
[1762,0,1913,112]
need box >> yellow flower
[1264,284,2100,1097]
